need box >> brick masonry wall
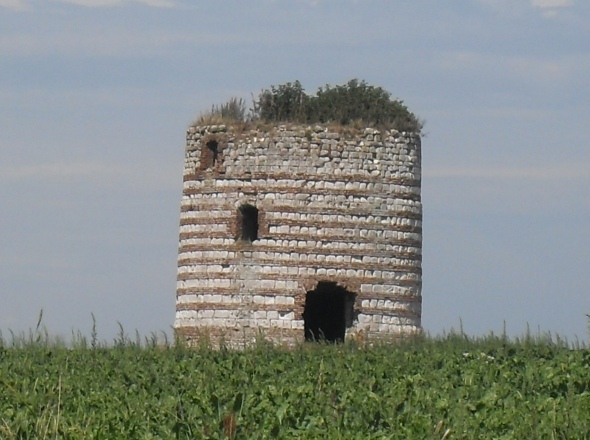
[174,123,422,347]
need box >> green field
[1,330,589,439]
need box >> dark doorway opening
[303,282,356,342]
[237,204,259,242]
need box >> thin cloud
[475,0,530,16]
[0,0,29,11]
[531,0,573,17]
[425,163,590,180]
[437,51,580,84]
[0,29,190,57]
[1,162,124,181]
[53,0,175,7]
[0,161,178,189]
[477,0,574,17]
[531,0,573,8]
[138,0,174,6]
[0,28,272,57]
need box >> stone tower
[174,123,422,347]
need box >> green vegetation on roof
[196,79,423,133]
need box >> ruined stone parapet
[174,123,422,347]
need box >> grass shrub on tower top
[195,79,423,133]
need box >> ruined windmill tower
[174,87,422,347]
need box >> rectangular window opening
[237,204,259,243]
[201,139,219,169]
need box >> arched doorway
[303,282,356,342]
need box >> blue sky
[1,0,589,343]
